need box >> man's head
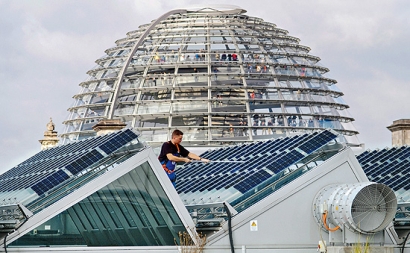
[171,129,184,144]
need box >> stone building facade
[387,119,410,147]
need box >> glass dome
[61,6,360,147]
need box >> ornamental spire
[39,118,59,150]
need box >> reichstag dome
[61,6,360,147]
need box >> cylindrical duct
[313,182,397,234]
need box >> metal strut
[107,8,188,119]
[190,160,246,163]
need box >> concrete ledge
[92,119,126,135]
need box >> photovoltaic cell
[358,146,410,196]
[177,130,338,196]
[0,129,138,196]
[31,170,70,196]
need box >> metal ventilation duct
[313,182,397,234]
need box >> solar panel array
[176,130,338,200]
[357,146,410,194]
[229,168,306,213]
[0,129,138,196]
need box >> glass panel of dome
[151,132,168,142]
[237,43,249,50]
[141,77,156,87]
[64,123,75,133]
[308,68,320,77]
[211,129,231,140]
[338,109,354,118]
[284,106,300,114]
[74,98,85,107]
[87,82,97,90]
[91,93,109,104]
[279,90,294,100]
[119,94,137,102]
[303,118,314,128]
[217,66,241,74]
[188,35,205,41]
[180,77,207,87]
[185,129,208,141]
[85,109,103,118]
[294,106,311,114]
[76,108,87,118]
[133,55,149,64]
[331,96,345,105]
[210,44,228,50]
[256,104,281,113]
[156,90,172,99]
[138,102,171,114]
[81,120,97,131]
[220,99,246,109]
[330,120,342,130]
[94,81,109,91]
[115,107,134,116]
[328,84,342,93]
[210,36,225,42]
[296,117,309,128]
[211,74,237,83]
[275,56,290,64]
[305,80,321,89]
[154,120,170,129]
[174,90,207,99]
[275,66,292,75]
[246,80,268,88]
[320,106,335,115]
[289,80,303,88]
[186,44,206,51]
[137,117,168,127]
[172,116,206,127]
[118,80,131,89]
[172,101,207,113]
[163,53,177,63]
[341,122,357,132]
[309,94,327,103]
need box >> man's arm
[166,153,191,163]
[188,153,210,163]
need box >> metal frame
[3,148,195,248]
[61,6,360,148]
[206,148,373,249]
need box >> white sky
[0,0,409,172]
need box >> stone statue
[47,118,55,131]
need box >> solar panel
[32,170,70,196]
[359,146,410,200]
[0,129,139,198]
[177,130,339,205]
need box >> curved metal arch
[107,8,188,119]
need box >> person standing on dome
[193,68,199,82]
[213,67,219,80]
[232,53,237,61]
[158,129,209,187]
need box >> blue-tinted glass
[11,161,186,247]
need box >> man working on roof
[158,129,209,187]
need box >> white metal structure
[61,6,360,148]
[0,129,403,253]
